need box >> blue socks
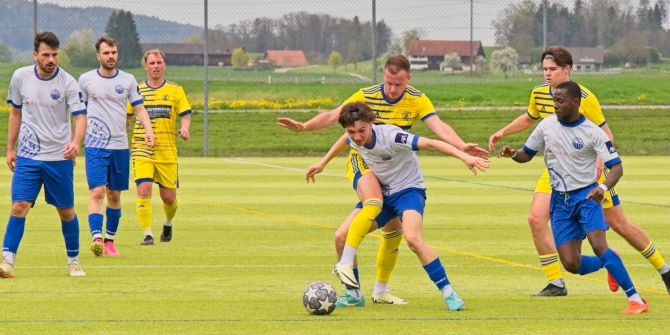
[578,255,604,275]
[600,249,637,297]
[61,216,80,258]
[3,216,26,254]
[88,213,103,237]
[105,207,121,237]
[423,257,450,290]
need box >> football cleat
[444,291,464,311]
[660,270,670,295]
[532,283,567,297]
[333,263,359,288]
[141,235,155,246]
[90,238,103,257]
[336,293,366,307]
[0,259,15,278]
[67,260,86,277]
[621,299,648,314]
[160,225,172,242]
[372,291,408,305]
[103,241,119,257]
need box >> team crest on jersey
[115,85,125,94]
[403,112,411,121]
[394,133,408,144]
[572,137,584,150]
[50,89,61,100]
[605,141,617,154]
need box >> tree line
[188,12,392,65]
[494,0,669,65]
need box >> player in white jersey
[499,81,648,314]
[306,102,489,310]
[78,37,155,257]
[1,32,87,278]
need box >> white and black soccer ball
[302,281,337,315]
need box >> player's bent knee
[562,260,580,274]
[10,202,31,217]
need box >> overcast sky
[41,0,670,46]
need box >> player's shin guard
[578,255,604,275]
[105,207,121,238]
[163,200,177,223]
[61,216,80,257]
[539,253,562,281]
[376,229,402,283]
[3,216,26,259]
[640,242,667,272]
[136,197,152,231]
[423,257,450,290]
[88,213,103,238]
[344,198,382,249]
[601,249,637,297]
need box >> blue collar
[364,128,377,149]
[559,114,586,127]
[33,65,59,81]
[380,84,404,104]
[97,68,119,79]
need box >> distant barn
[408,40,485,71]
[566,47,605,72]
[264,50,309,67]
[140,43,241,66]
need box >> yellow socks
[376,229,402,283]
[136,197,152,231]
[344,198,383,249]
[540,253,562,282]
[163,199,178,223]
[641,242,667,272]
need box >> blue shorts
[85,148,130,190]
[11,157,74,208]
[550,183,608,247]
[356,188,427,228]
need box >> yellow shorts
[345,148,371,190]
[132,158,179,189]
[534,168,619,208]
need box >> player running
[498,81,648,314]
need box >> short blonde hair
[143,49,166,64]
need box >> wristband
[598,184,608,192]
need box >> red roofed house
[408,40,485,71]
[264,50,309,67]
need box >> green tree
[490,47,519,78]
[231,48,249,68]
[105,10,142,68]
[62,28,98,67]
[0,43,11,62]
[400,29,425,55]
[327,50,342,72]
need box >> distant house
[264,50,309,67]
[566,47,604,72]
[408,40,485,71]
[140,43,240,66]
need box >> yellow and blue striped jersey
[528,83,605,126]
[128,80,191,163]
[342,84,436,129]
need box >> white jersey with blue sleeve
[523,115,621,192]
[347,124,425,196]
[79,69,143,149]
[6,65,86,161]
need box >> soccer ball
[302,281,337,315]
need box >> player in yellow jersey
[128,49,192,245]
[278,55,488,306]
[488,46,670,296]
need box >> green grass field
[0,156,668,334]
[1,62,669,108]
